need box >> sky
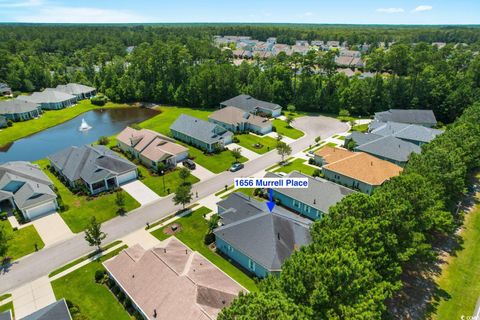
[0,0,479,24]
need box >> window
[248,259,256,271]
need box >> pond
[0,107,159,163]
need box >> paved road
[0,116,348,294]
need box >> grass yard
[274,158,318,176]
[139,105,213,136]
[52,246,130,320]
[0,100,131,148]
[351,123,369,132]
[0,302,13,316]
[0,220,44,261]
[35,160,140,233]
[234,134,278,154]
[138,166,200,196]
[0,294,11,301]
[431,187,480,319]
[150,207,258,291]
[272,119,304,139]
[187,146,247,173]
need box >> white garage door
[25,201,57,220]
[174,151,189,164]
[117,170,138,186]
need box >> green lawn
[0,100,131,148]
[351,123,369,132]
[234,134,278,154]
[0,302,13,316]
[0,294,11,301]
[150,207,258,291]
[52,246,130,320]
[274,158,317,176]
[139,105,213,136]
[187,146,247,173]
[1,220,44,261]
[337,135,346,141]
[138,166,200,196]
[35,160,140,233]
[431,189,480,319]
[272,119,304,139]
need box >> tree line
[219,102,480,319]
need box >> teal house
[17,89,77,110]
[266,171,355,220]
[170,114,233,153]
[0,99,42,121]
[214,192,311,278]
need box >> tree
[276,133,283,142]
[0,226,11,262]
[286,104,296,114]
[173,184,193,209]
[276,141,292,163]
[97,136,109,146]
[156,161,166,174]
[115,190,126,215]
[84,217,107,251]
[285,115,294,128]
[178,167,191,185]
[231,147,242,163]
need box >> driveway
[32,213,74,247]
[0,115,348,295]
[227,143,261,161]
[11,276,56,319]
[122,180,160,205]
[178,162,215,181]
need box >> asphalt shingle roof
[22,299,72,320]
[54,83,96,96]
[170,114,233,145]
[354,134,421,163]
[220,94,282,113]
[370,121,443,143]
[214,192,311,271]
[0,99,40,115]
[374,109,437,126]
[17,90,76,104]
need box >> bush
[97,136,109,145]
[91,94,108,106]
[7,120,13,127]
[338,109,350,117]
[272,126,277,132]
[308,158,316,165]
[95,270,106,282]
[312,169,322,177]
[118,291,126,303]
[204,232,216,245]
[232,136,240,143]
[0,212,7,220]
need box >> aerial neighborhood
[0,22,478,320]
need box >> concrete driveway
[11,276,56,319]
[122,180,160,205]
[32,213,74,247]
[178,162,215,181]
[227,143,261,161]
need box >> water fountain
[79,118,92,131]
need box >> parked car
[276,172,287,177]
[183,159,196,170]
[229,163,244,172]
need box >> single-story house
[170,114,233,153]
[0,83,12,96]
[314,146,354,166]
[220,94,282,117]
[103,237,245,320]
[214,192,312,278]
[370,109,437,129]
[17,89,77,110]
[116,127,188,170]
[208,106,272,135]
[318,147,403,195]
[0,99,42,121]
[369,121,444,146]
[346,132,421,167]
[0,115,7,128]
[54,83,96,100]
[265,171,355,220]
[48,145,138,195]
[21,299,72,320]
[0,161,58,220]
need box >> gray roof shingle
[22,299,72,320]
[170,114,233,145]
[0,310,12,320]
[353,134,421,163]
[54,83,96,96]
[370,121,443,143]
[220,94,282,113]
[374,109,437,126]
[17,90,76,104]
[0,99,40,115]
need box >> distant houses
[208,106,272,135]
[17,89,77,110]
[368,121,443,146]
[214,192,312,278]
[266,171,355,220]
[0,161,58,220]
[116,127,189,170]
[315,146,403,194]
[0,115,6,128]
[54,83,96,100]
[220,94,282,117]
[0,83,12,96]
[370,109,438,129]
[170,114,233,153]
[0,100,42,121]
[48,145,138,195]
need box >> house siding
[322,168,375,195]
[271,190,322,220]
[215,236,270,278]
[171,130,213,152]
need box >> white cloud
[15,5,150,23]
[0,0,43,8]
[413,5,433,12]
[376,7,405,14]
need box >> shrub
[232,136,240,143]
[91,94,108,106]
[7,120,13,127]
[118,291,126,303]
[338,109,350,117]
[97,136,109,146]
[308,158,316,165]
[272,126,277,132]
[312,169,322,177]
[95,269,106,282]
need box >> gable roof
[0,99,40,115]
[322,150,403,186]
[0,161,56,210]
[374,109,437,126]
[214,192,311,271]
[351,134,421,163]
[370,121,443,143]
[314,146,355,165]
[265,171,355,214]
[54,83,95,96]
[48,145,136,184]
[17,90,76,104]
[170,114,233,145]
[209,106,271,129]
[117,127,188,163]
[22,299,72,320]
[103,238,244,320]
[220,94,281,113]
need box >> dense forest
[1,24,480,122]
